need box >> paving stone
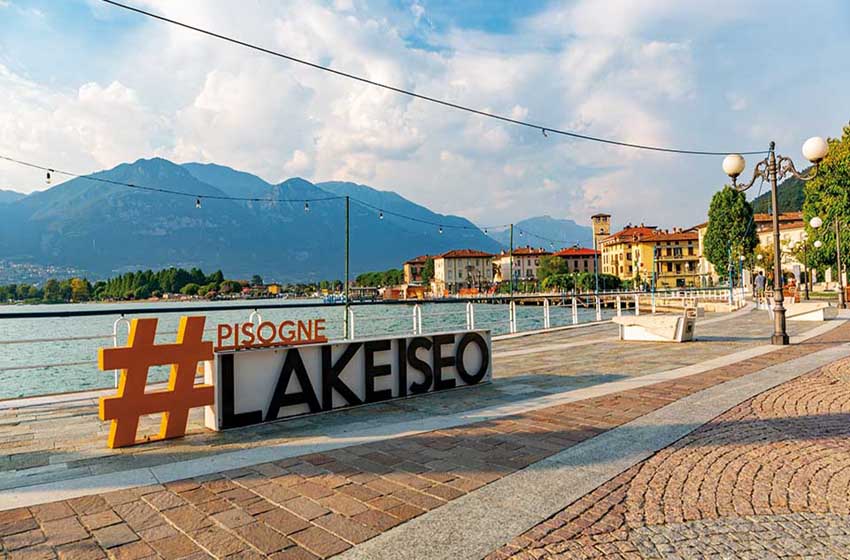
[109,541,156,560]
[162,506,212,533]
[233,522,291,555]
[31,503,75,523]
[148,533,202,560]
[289,526,351,558]
[313,513,378,544]
[3,528,46,550]
[281,498,329,521]
[268,547,319,560]
[79,510,121,531]
[55,538,107,560]
[91,523,138,549]
[190,527,247,558]
[257,509,311,536]
[211,508,255,529]
[41,518,89,546]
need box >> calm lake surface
[0,298,610,399]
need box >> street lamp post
[810,215,846,308]
[723,137,828,345]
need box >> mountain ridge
[0,158,506,282]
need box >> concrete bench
[612,310,696,342]
[785,301,838,322]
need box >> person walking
[754,271,766,306]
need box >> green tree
[43,279,62,302]
[251,274,263,286]
[421,258,435,284]
[704,185,759,279]
[180,283,200,296]
[803,123,850,273]
[541,273,573,292]
[70,278,91,302]
[537,255,568,282]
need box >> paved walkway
[487,352,850,559]
[0,311,849,559]
[0,308,812,495]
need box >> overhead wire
[102,0,768,157]
[2,154,579,245]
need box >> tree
[43,279,62,302]
[421,258,435,284]
[803,123,850,273]
[180,283,200,296]
[704,185,759,279]
[70,278,91,302]
[541,274,573,292]
[537,255,568,282]
[251,274,263,287]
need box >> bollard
[543,299,551,329]
[616,295,622,316]
[634,294,640,316]
[571,296,578,324]
[595,296,602,321]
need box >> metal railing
[0,288,741,399]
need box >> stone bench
[612,311,696,342]
[785,301,838,322]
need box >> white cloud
[1,0,847,231]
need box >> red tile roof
[554,247,600,257]
[404,255,431,265]
[601,226,657,244]
[438,249,495,259]
[753,211,803,223]
[510,246,551,256]
[643,230,698,242]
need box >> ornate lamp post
[810,215,846,308]
[723,137,829,345]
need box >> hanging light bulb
[542,128,548,138]
[46,170,52,184]
[438,225,443,234]
[304,201,310,213]
[379,211,384,220]
[484,228,488,235]
[195,197,202,209]
[519,230,524,237]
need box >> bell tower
[591,213,611,251]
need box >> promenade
[2,307,850,559]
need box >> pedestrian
[754,271,766,299]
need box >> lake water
[0,298,610,399]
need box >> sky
[1,0,849,230]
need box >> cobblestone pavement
[0,320,847,560]
[0,310,813,492]
[486,355,850,560]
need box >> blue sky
[1,0,849,229]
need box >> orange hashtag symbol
[98,316,214,448]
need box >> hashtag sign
[98,316,214,448]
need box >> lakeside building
[553,247,599,273]
[599,223,658,283]
[492,246,551,284]
[642,228,700,288]
[432,249,495,295]
[403,254,431,284]
[695,211,823,287]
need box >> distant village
[0,210,824,305]
[382,211,817,300]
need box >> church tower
[591,213,611,251]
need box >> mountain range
[0,158,592,282]
[487,215,593,249]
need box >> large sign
[206,330,492,430]
[98,316,491,448]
